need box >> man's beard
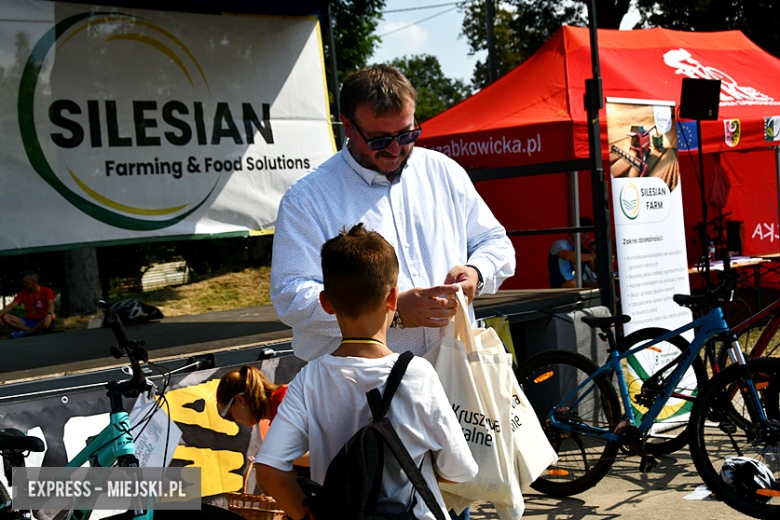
[347,139,413,179]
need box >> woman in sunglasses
[217,366,308,494]
[216,365,287,427]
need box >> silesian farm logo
[18,12,264,230]
[619,182,640,220]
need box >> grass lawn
[0,265,271,341]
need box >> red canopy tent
[418,26,780,289]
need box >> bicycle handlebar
[100,303,151,402]
[673,255,737,311]
[107,311,133,350]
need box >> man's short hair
[321,223,399,319]
[23,271,39,281]
[340,64,418,123]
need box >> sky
[371,0,641,85]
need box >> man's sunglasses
[218,392,244,421]
[352,118,422,151]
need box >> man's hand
[396,285,460,328]
[445,265,480,304]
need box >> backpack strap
[367,352,448,520]
[371,421,449,520]
[367,351,414,421]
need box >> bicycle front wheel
[514,350,620,497]
[617,327,707,456]
[688,357,780,519]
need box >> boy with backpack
[255,223,478,520]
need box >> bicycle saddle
[0,429,44,453]
[673,293,705,307]
[581,315,631,329]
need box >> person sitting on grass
[0,271,56,338]
[255,223,478,520]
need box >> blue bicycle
[515,271,780,519]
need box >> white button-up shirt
[270,144,516,361]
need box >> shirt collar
[342,141,400,187]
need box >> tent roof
[417,26,780,171]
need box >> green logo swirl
[18,12,216,231]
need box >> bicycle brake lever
[146,379,157,400]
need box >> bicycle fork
[725,333,768,425]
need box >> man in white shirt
[270,64,516,361]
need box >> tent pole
[698,120,711,289]
[586,1,616,314]
[326,3,344,148]
[572,171,582,288]
[776,147,780,245]
[485,0,497,84]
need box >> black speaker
[679,78,721,120]
[726,220,744,255]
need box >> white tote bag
[424,288,524,520]
[509,375,558,493]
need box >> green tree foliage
[461,1,526,89]
[322,0,386,101]
[461,0,631,89]
[388,55,472,122]
[633,1,780,58]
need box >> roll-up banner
[607,99,695,425]
[0,0,336,254]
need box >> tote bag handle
[443,285,480,356]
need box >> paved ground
[469,448,751,519]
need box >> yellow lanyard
[340,338,385,347]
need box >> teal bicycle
[515,270,780,519]
[0,305,242,520]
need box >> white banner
[607,100,692,334]
[0,0,336,253]
[607,99,694,423]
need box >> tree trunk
[60,247,101,317]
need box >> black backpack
[297,351,447,520]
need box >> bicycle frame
[62,370,154,520]
[695,292,780,376]
[66,412,135,469]
[547,306,767,440]
[733,298,780,360]
[65,409,153,520]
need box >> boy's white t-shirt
[255,353,477,520]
